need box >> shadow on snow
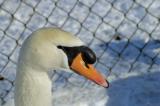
[105,72,160,106]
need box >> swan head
[19,28,109,88]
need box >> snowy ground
[3,71,160,106]
[0,0,160,106]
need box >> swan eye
[81,47,96,64]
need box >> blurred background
[0,0,160,106]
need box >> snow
[148,0,160,18]
[139,14,159,33]
[57,0,77,12]
[113,0,134,13]
[83,12,102,32]
[27,13,46,31]
[6,20,25,40]
[2,72,160,106]
[52,72,160,106]
[14,3,34,23]
[127,3,146,23]
[70,2,89,22]
[106,72,160,106]
[0,10,11,30]
[104,8,124,28]
[0,36,16,56]
[91,0,111,17]
[96,23,115,42]
[49,7,68,27]
[62,18,81,35]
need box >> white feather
[14,28,84,106]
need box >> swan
[12,28,108,106]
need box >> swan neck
[15,67,52,106]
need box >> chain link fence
[0,0,160,105]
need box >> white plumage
[15,28,84,106]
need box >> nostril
[84,62,89,68]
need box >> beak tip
[101,80,109,88]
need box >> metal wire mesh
[0,0,160,105]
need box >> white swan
[13,28,109,106]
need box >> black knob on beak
[57,45,96,65]
[81,46,96,64]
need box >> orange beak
[70,53,109,88]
